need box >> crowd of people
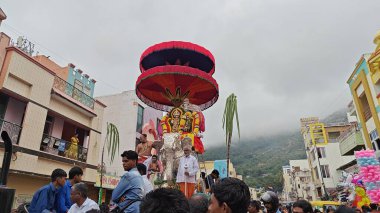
[21,142,380,213]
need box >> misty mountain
[202,109,348,190]
[202,131,306,190]
[321,108,348,124]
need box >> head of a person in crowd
[85,210,100,213]
[248,200,261,213]
[189,193,209,213]
[69,166,83,183]
[70,182,88,205]
[355,207,362,213]
[370,203,379,212]
[335,205,355,213]
[152,155,158,162]
[51,168,67,187]
[211,169,220,179]
[140,188,190,213]
[200,172,206,179]
[208,177,250,213]
[261,191,279,213]
[281,205,289,213]
[121,150,138,171]
[327,206,335,212]
[292,200,313,213]
[140,134,147,143]
[362,205,371,213]
[183,145,192,157]
[99,202,109,212]
[137,163,147,176]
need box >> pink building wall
[143,107,163,130]
[4,97,26,125]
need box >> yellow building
[0,30,105,207]
[300,117,354,200]
[347,31,380,156]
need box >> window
[0,93,9,119]
[83,86,91,96]
[320,165,331,178]
[314,167,319,180]
[317,187,322,197]
[317,147,326,158]
[370,130,379,150]
[74,79,83,90]
[136,105,144,133]
[310,150,316,162]
[43,115,54,135]
[360,94,372,121]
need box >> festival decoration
[135,41,218,183]
[355,150,380,204]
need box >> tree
[222,94,240,177]
[98,122,120,204]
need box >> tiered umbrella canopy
[136,41,219,111]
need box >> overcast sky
[2,1,380,147]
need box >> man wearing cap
[261,191,281,213]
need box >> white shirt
[142,175,153,195]
[176,155,199,183]
[68,198,100,213]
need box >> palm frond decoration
[222,94,240,177]
[99,122,120,204]
[106,122,120,164]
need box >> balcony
[339,127,365,156]
[40,134,88,162]
[294,171,311,177]
[0,118,22,144]
[53,76,95,109]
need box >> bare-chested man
[136,134,153,163]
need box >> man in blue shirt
[111,150,144,213]
[28,168,67,213]
[55,166,83,213]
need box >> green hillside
[202,131,306,191]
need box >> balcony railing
[363,107,372,122]
[53,76,95,109]
[337,124,358,142]
[294,171,311,177]
[40,134,88,162]
[0,118,22,144]
[339,130,365,156]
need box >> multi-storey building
[288,159,315,201]
[249,187,258,200]
[347,31,380,159]
[96,90,163,177]
[300,117,355,199]
[0,29,105,207]
[337,103,364,170]
[281,165,292,202]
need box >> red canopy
[140,41,215,75]
[136,65,218,111]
